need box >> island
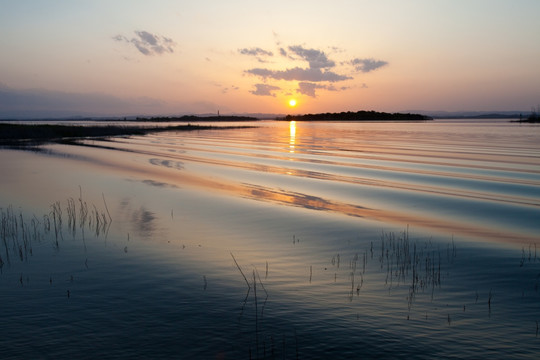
[283,110,432,122]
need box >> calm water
[1,119,539,359]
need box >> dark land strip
[0,123,254,146]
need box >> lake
[1,119,539,359]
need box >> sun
[288,99,297,107]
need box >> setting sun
[288,99,297,107]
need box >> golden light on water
[289,121,296,153]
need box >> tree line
[284,110,432,121]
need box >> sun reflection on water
[289,120,296,153]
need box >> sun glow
[288,99,297,107]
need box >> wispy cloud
[349,58,388,73]
[113,30,176,56]
[238,47,273,57]
[238,47,274,63]
[217,83,240,94]
[250,84,281,97]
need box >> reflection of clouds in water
[142,179,177,188]
[118,197,161,238]
[167,149,186,154]
[149,158,184,170]
[120,198,130,209]
[132,207,156,234]
[247,184,367,216]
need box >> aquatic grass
[230,253,273,358]
[2,118,540,357]
[102,193,112,224]
[2,196,538,354]
[349,271,355,301]
[66,197,77,237]
[253,270,259,359]
[231,252,251,291]
[520,243,539,267]
[254,268,268,317]
[488,288,493,316]
[0,205,32,264]
[332,228,456,317]
[0,189,111,268]
[331,253,340,268]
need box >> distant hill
[283,110,432,122]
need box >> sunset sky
[1,0,539,118]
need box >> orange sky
[1,0,539,118]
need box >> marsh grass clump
[377,229,449,311]
[0,189,111,270]
[520,243,538,267]
[1,205,33,265]
[337,227,456,314]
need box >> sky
[1,0,539,118]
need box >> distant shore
[4,110,535,147]
[0,123,253,146]
[127,115,259,122]
[282,110,432,122]
[512,114,540,123]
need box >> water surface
[1,119,539,359]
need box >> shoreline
[0,123,255,146]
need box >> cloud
[349,58,388,73]
[295,82,350,97]
[238,47,273,57]
[113,30,176,56]
[238,47,273,63]
[238,38,388,98]
[245,44,353,89]
[219,84,240,94]
[272,31,282,46]
[288,45,335,69]
[250,84,281,97]
[112,34,128,42]
[246,67,351,82]
[297,82,326,97]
